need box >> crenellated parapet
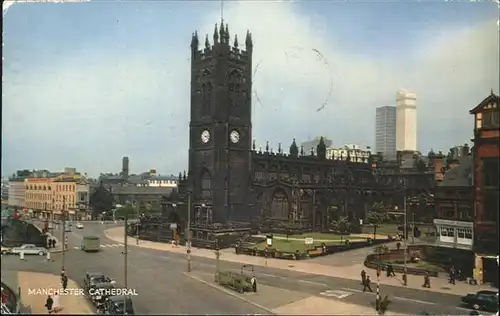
[251,138,372,165]
[191,22,252,63]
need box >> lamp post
[122,211,129,315]
[215,238,220,283]
[186,193,192,273]
[135,199,140,245]
[61,197,67,271]
[393,203,407,286]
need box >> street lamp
[394,203,408,286]
[215,238,221,283]
[186,192,192,273]
[61,197,68,272]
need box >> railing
[1,302,13,314]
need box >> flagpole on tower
[220,0,224,23]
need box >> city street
[2,221,492,315]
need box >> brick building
[470,90,499,285]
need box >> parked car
[10,244,47,256]
[461,290,499,312]
[1,245,12,255]
[103,296,135,315]
[90,282,115,308]
[84,272,115,292]
[76,223,84,229]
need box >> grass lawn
[254,239,338,252]
[255,238,367,252]
[272,232,353,241]
[382,260,446,273]
[361,224,436,235]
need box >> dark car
[84,272,115,292]
[89,282,115,308]
[103,296,135,315]
[461,290,499,312]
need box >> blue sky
[2,0,499,177]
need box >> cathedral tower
[188,23,254,224]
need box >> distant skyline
[2,1,499,177]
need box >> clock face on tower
[201,130,210,143]
[230,130,240,143]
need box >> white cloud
[2,1,498,175]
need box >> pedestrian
[396,242,401,250]
[52,291,61,314]
[60,268,66,279]
[449,266,456,285]
[422,272,431,288]
[363,276,373,292]
[388,264,396,277]
[45,295,53,314]
[62,275,68,291]
[251,276,257,293]
[52,239,57,249]
[361,270,366,285]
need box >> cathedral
[154,22,435,244]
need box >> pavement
[101,226,496,315]
[3,221,495,315]
[1,221,272,315]
[104,226,494,296]
[1,270,93,314]
[185,270,408,315]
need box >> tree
[89,184,113,219]
[329,216,350,241]
[115,204,136,218]
[284,222,299,241]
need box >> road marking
[298,280,328,286]
[183,272,276,315]
[342,287,364,293]
[393,296,435,305]
[456,307,473,311]
[71,232,83,239]
[258,273,285,279]
[319,290,353,299]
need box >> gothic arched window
[201,83,212,116]
[201,169,212,198]
[271,189,289,218]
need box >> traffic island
[215,271,254,293]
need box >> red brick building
[470,90,499,285]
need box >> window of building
[457,228,465,238]
[302,174,311,182]
[313,173,320,182]
[447,227,455,237]
[254,171,265,181]
[465,228,473,239]
[482,110,500,129]
[440,227,447,236]
[483,158,499,187]
[201,170,212,198]
[269,172,277,181]
[476,113,482,129]
[483,191,498,222]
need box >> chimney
[122,157,129,182]
[429,152,445,183]
[461,144,470,157]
